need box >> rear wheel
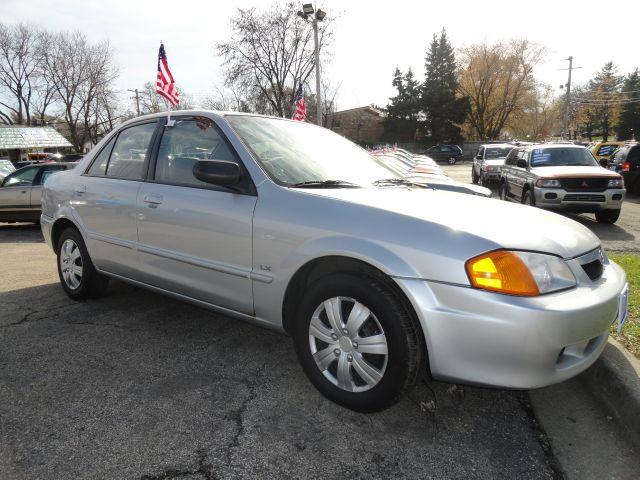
[471,167,479,184]
[499,181,508,200]
[447,156,457,165]
[293,273,422,412]
[595,209,621,224]
[56,227,109,300]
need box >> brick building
[326,106,384,145]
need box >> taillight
[621,162,630,172]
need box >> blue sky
[3,0,638,111]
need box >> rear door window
[2,166,39,186]
[105,122,157,179]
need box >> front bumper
[394,260,627,389]
[482,170,501,182]
[533,187,625,211]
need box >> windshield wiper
[289,179,361,188]
[373,178,427,188]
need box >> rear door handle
[143,194,163,206]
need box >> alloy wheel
[308,296,388,393]
[59,238,83,290]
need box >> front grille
[560,178,609,192]
[563,194,606,202]
[582,259,604,281]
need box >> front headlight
[536,178,561,188]
[465,250,576,296]
[608,178,624,188]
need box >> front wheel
[471,167,479,184]
[499,181,508,200]
[447,157,457,165]
[595,209,621,224]
[57,227,109,300]
[522,189,535,206]
[293,274,422,412]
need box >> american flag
[292,84,306,122]
[156,43,180,107]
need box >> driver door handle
[143,194,163,206]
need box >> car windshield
[530,147,599,167]
[226,115,399,187]
[485,147,512,159]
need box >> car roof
[523,143,585,150]
[480,143,514,148]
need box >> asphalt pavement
[0,224,559,479]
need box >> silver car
[472,143,514,185]
[41,112,629,412]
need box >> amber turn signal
[465,250,540,296]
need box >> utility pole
[127,88,141,116]
[560,57,582,139]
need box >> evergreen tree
[383,67,421,142]
[422,29,468,144]
[616,69,640,140]
[582,62,621,141]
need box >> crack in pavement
[140,448,214,480]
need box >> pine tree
[583,62,621,141]
[383,68,421,142]
[422,29,468,144]
[616,69,640,140]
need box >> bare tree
[0,23,41,124]
[457,39,546,140]
[41,31,118,151]
[217,3,333,118]
[136,81,193,114]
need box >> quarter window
[87,136,116,176]
[105,122,156,179]
[154,117,236,187]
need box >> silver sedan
[41,112,628,412]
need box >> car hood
[531,166,620,178]
[304,187,600,258]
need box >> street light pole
[298,4,326,126]
[313,18,322,126]
[564,56,573,139]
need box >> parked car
[62,153,85,162]
[0,158,16,182]
[42,112,628,412]
[590,141,625,166]
[0,163,76,223]
[610,143,640,194]
[422,144,464,164]
[472,144,514,185]
[499,144,625,224]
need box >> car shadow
[562,213,636,243]
[0,222,43,243]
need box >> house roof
[0,126,72,150]
[331,106,384,117]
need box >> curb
[579,337,640,448]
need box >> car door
[510,150,529,200]
[136,115,257,315]
[501,148,519,199]
[0,166,40,211]
[474,147,484,175]
[76,120,159,278]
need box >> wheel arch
[51,216,82,251]
[281,255,426,358]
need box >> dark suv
[611,143,640,194]
[422,145,464,165]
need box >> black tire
[478,171,485,186]
[56,227,109,300]
[522,188,535,206]
[293,273,423,413]
[499,181,508,200]
[447,157,457,165]
[471,167,479,184]
[595,209,621,224]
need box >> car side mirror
[193,160,241,186]
[516,159,527,169]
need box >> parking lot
[1,167,639,479]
